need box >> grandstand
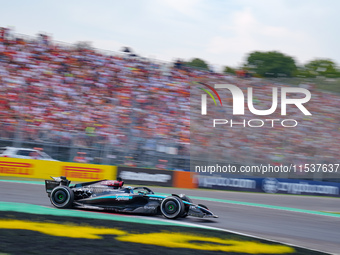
[0,31,339,179]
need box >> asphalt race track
[1,181,340,254]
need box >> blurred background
[0,0,339,177]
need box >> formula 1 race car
[45,176,218,219]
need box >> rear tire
[160,196,184,219]
[50,186,74,208]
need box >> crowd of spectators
[0,29,215,166]
[0,29,339,170]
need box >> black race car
[45,176,218,219]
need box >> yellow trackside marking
[117,232,295,254]
[0,219,126,239]
[0,220,295,254]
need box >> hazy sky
[1,0,339,70]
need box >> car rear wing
[45,176,71,194]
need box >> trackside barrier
[3,159,337,196]
[0,158,117,182]
[173,171,197,189]
[117,166,198,188]
[117,166,174,187]
[196,176,340,197]
[0,158,196,188]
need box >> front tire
[160,196,184,219]
[50,186,74,208]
